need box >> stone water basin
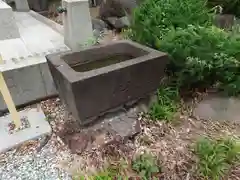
[46,40,169,125]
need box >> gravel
[0,136,73,180]
[0,98,74,180]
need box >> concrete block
[62,0,93,51]
[14,0,30,12]
[0,65,47,110]
[39,63,57,96]
[0,0,20,40]
[46,40,169,125]
[0,108,51,153]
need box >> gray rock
[193,94,240,122]
[92,18,107,31]
[106,16,130,29]
[214,14,235,30]
[92,18,107,38]
[99,0,138,21]
[27,0,48,12]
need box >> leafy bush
[130,0,214,47]
[132,152,161,179]
[158,25,240,94]
[208,0,240,17]
[194,137,240,179]
[149,86,179,122]
[129,0,240,96]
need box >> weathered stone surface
[214,14,235,30]
[27,0,48,12]
[193,95,240,122]
[92,18,107,31]
[0,108,51,153]
[57,105,141,154]
[92,18,107,37]
[47,40,169,125]
[106,16,129,29]
[99,0,138,20]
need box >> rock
[214,14,235,30]
[99,0,138,21]
[193,94,240,122]
[92,18,107,37]
[92,18,108,31]
[65,133,94,154]
[105,16,130,29]
[28,0,48,12]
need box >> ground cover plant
[194,137,240,179]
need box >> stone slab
[0,11,69,72]
[0,65,47,110]
[0,108,51,153]
[193,95,240,122]
[0,11,68,111]
[0,0,20,40]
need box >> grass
[149,86,180,122]
[73,153,161,180]
[132,152,161,179]
[194,137,240,180]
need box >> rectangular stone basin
[46,40,169,125]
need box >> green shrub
[194,137,240,180]
[129,0,240,96]
[208,0,240,17]
[130,0,214,47]
[158,25,240,94]
[149,86,179,122]
[132,152,161,179]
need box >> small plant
[194,137,240,180]
[132,152,161,179]
[149,86,179,122]
[74,160,129,180]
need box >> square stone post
[14,0,30,12]
[62,0,93,51]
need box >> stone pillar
[62,0,93,51]
[14,0,30,12]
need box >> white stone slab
[0,0,20,40]
[0,11,69,72]
[0,108,51,153]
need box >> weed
[132,152,161,179]
[194,137,240,180]
[149,86,179,122]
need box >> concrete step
[0,11,69,111]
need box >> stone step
[0,11,69,112]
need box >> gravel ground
[0,99,74,180]
[0,95,240,180]
[0,140,72,180]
